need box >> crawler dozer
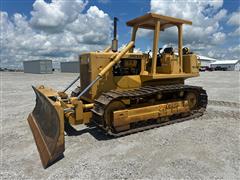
[28,13,208,168]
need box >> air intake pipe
[112,17,118,52]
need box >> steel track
[91,84,208,137]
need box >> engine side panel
[79,52,144,100]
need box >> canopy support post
[151,20,160,75]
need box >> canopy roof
[126,13,192,30]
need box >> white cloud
[137,29,152,38]
[229,27,240,36]
[227,11,240,26]
[206,44,240,60]
[228,44,240,54]
[227,10,240,38]
[66,6,112,44]
[30,0,87,32]
[211,32,226,44]
[0,0,112,68]
[213,9,228,21]
[149,0,231,58]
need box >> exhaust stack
[112,17,118,52]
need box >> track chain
[91,84,208,137]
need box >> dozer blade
[27,86,65,168]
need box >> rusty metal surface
[28,86,64,168]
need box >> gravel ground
[0,71,239,179]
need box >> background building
[197,55,217,67]
[23,60,52,74]
[60,61,80,73]
[210,60,240,71]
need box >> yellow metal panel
[113,75,141,89]
[158,54,179,74]
[83,112,92,124]
[36,85,58,97]
[183,54,199,73]
[113,100,189,127]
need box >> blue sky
[0,0,239,68]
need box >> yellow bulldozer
[28,13,208,168]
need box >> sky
[0,0,239,68]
